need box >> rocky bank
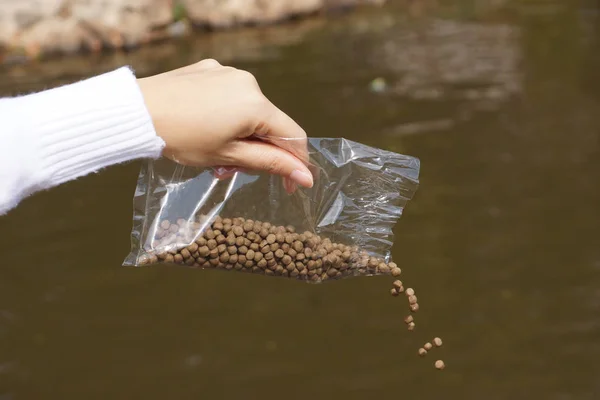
[0,0,384,63]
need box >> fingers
[253,99,310,164]
[222,140,314,188]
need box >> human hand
[136,59,313,190]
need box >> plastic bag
[123,137,420,283]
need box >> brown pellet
[379,263,390,273]
[408,295,418,305]
[404,315,413,324]
[434,360,445,370]
[390,288,399,297]
[181,248,191,259]
[410,303,419,312]
[148,218,416,286]
[418,348,427,357]
[391,267,402,276]
[405,288,415,297]
[433,337,443,347]
[424,342,433,351]
[293,241,303,252]
[407,322,415,331]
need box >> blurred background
[1,0,599,398]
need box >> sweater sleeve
[0,66,165,216]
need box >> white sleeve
[0,66,165,215]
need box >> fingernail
[283,177,297,194]
[214,166,239,175]
[290,169,313,188]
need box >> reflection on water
[1,1,600,399]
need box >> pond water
[1,1,599,398]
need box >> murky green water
[1,1,600,398]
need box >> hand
[136,59,313,189]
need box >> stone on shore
[0,0,384,62]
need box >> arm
[0,66,164,215]
[0,59,313,216]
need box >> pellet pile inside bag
[123,137,420,283]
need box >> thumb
[221,140,314,188]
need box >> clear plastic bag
[123,137,420,283]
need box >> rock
[0,0,384,62]
[71,0,172,48]
[18,17,86,58]
[180,0,324,28]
